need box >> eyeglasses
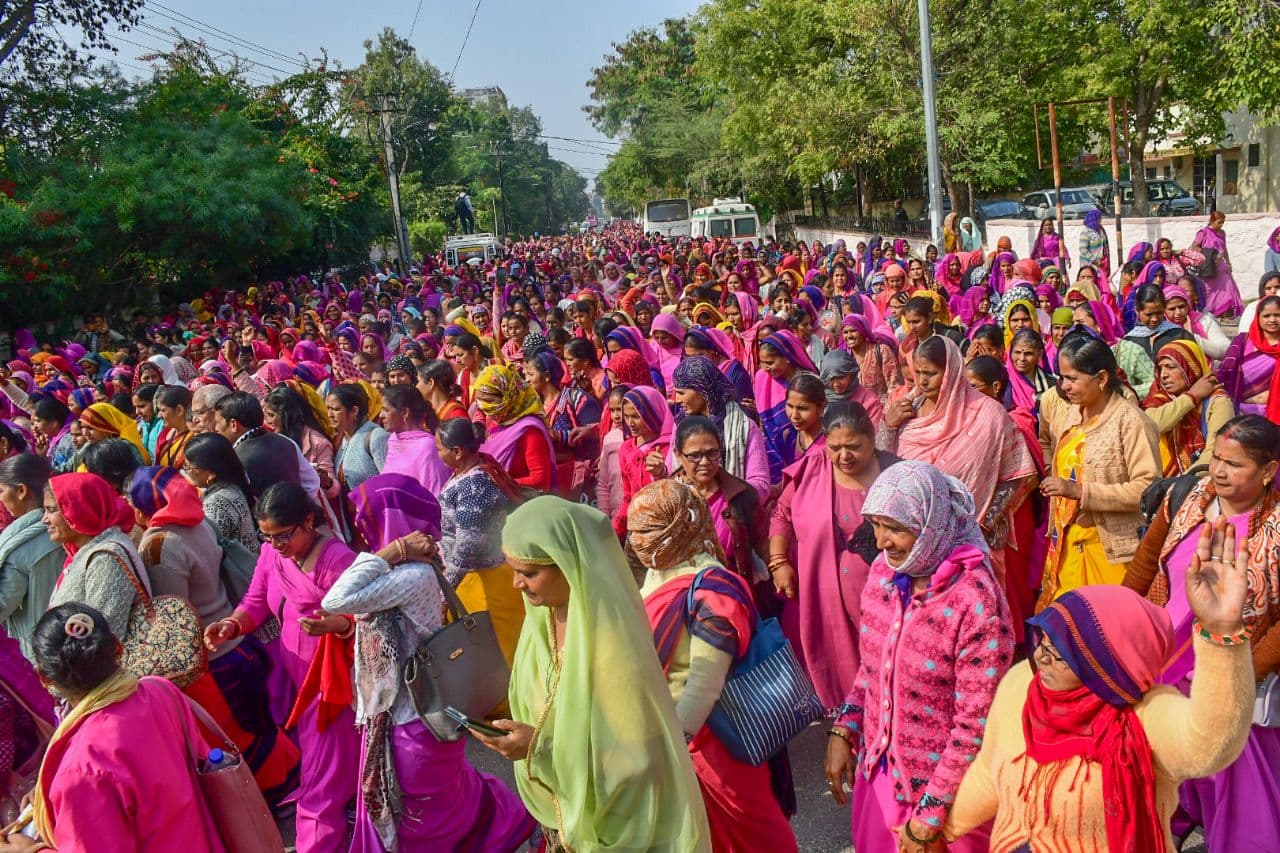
[1034,638,1066,667]
[681,448,722,464]
[261,525,299,547]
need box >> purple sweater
[836,544,1013,832]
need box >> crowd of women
[0,214,1274,852]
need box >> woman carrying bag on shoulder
[322,473,536,853]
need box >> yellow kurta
[1040,424,1128,608]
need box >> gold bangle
[396,537,408,564]
[827,726,852,743]
[336,616,356,639]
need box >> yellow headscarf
[80,402,151,464]
[473,364,542,426]
[1001,298,1038,351]
[911,288,953,326]
[502,497,711,851]
[288,379,337,441]
[691,302,724,326]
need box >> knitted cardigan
[1039,391,1160,564]
[835,547,1014,832]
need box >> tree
[342,28,455,186]
[698,0,1077,216]
[0,0,143,84]
[586,17,737,213]
[1070,0,1280,213]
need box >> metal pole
[1048,102,1066,271]
[379,97,411,267]
[1107,96,1124,274]
[918,0,944,246]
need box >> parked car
[1022,188,1101,221]
[973,199,1027,223]
[1099,180,1201,217]
[919,197,1028,225]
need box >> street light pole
[918,0,944,246]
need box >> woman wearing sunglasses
[204,482,360,853]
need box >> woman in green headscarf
[473,495,711,852]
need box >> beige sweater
[1039,391,1161,562]
[944,639,1253,852]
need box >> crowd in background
[0,214,1274,851]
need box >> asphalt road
[282,723,1206,852]
[465,720,856,852]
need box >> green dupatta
[502,496,710,852]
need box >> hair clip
[64,613,94,639]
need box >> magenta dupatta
[781,447,868,708]
[481,414,558,490]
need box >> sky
[99,0,701,182]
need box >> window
[644,200,690,223]
[709,218,733,238]
[1224,159,1239,195]
[1248,143,1261,168]
[733,217,757,237]
[1145,167,1158,180]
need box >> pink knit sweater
[836,544,1014,832]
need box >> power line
[135,22,288,79]
[449,0,484,80]
[112,33,273,87]
[408,0,426,41]
[146,1,307,68]
[538,134,622,148]
[545,145,612,158]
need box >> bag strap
[95,546,154,613]
[684,565,761,631]
[426,556,470,623]
[183,695,241,763]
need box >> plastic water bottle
[208,748,226,766]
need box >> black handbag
[402,559,511,741]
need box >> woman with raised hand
[945,531,1254,851]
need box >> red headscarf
[1247,308,1280,425]
[48,473,135,561]
[606,349,653,388]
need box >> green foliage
[587,17,739,214]
[408,219,447,256]
[0,25,589,325]
[595,0,1280,217]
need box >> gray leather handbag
[402,559,511,741]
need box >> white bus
[642,198,692,238]
[690,198,760,246]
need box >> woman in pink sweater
[826,460,1014,852]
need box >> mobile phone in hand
[444,706,507,737]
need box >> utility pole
[492,143,510,236]
[375,95,412,269]
[1107,97,1125,265]
[918,0,944,245]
